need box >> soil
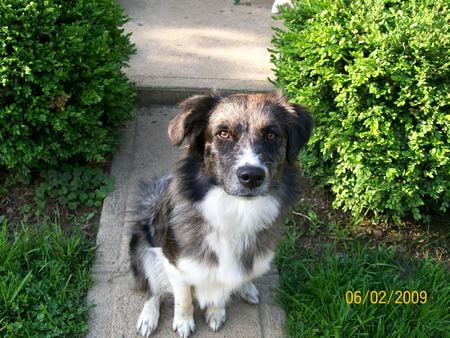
[294,176,449,264]
[0,164,111,241]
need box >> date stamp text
[345,290,428,305]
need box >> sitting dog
[129,92,313,337]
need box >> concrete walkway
[87,1,285,337]
[117,0,281,104]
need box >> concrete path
[87,1,285,337]
[117,0,281,104]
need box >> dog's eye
[265,132,277,140]
[218,130,231,139]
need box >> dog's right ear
[168,94,219,154]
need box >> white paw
[237,282,260,304]
[205,307,226,332]
[136,298,160,337]
[172,317,195,338]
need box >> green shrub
[271,0,450,222]
[0,0,136,176]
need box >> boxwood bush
[0,0,135,176]
[271,0,449,222]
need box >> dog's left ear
[283,101,314,165]
[168,93,219,154]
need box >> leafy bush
[0,0,135,176]
[271,0,450,222]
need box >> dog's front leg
[170,277,195,338]
[204,302,227,332]
[198,288,229,332]
[136,296,161,337]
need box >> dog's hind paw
[205,306,226,332]
[172,317,195,338]
[237,281,260,304]
[136,298,160,337]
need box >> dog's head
[168,92,313,197]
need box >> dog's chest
[198,187,280,234]
[177,187,279,288]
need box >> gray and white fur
[129,92,313,337]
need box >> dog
[129,91,313,337]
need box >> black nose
[237,166,265,189]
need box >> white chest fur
[177,188,280,292]
[199,187,280,235]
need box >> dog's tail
[128,175,171,290]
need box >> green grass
[0,221,95,337]
[276,219,450,338]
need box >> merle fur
[129,91,313,292]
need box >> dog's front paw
[172,316,195,338]
[237,281,259,304]
[205,306,226,332]
[136,298,160,337]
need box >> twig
[291,211,313,222]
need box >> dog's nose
[237,166,265,189]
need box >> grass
[276,195,449,337]
[0,221,96,337]
[0,159,111,337]
[0,165,109,337]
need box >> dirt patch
[0,163,111,241]
[293,176,449,264]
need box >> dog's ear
[168,93,219,154]
[283,101,314,165]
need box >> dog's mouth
[239,193,258,199]
[223,188,267,199]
